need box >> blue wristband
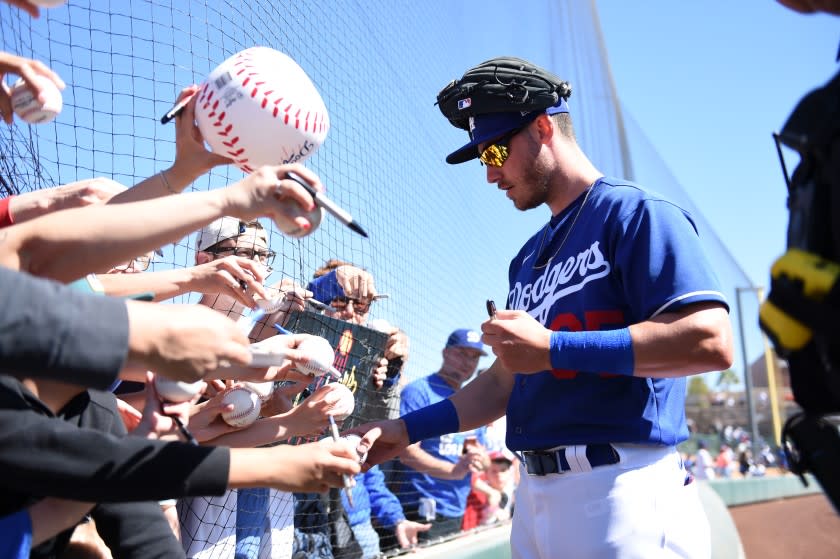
[549,328,635,376]
[402,399,459,444]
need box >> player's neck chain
[532,181,597,270]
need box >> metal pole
[757,287,783,446]
[736,287,761,458]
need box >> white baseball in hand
[11,76,63,124]
[276,202,323,238]
[154,375,204,403]
[293,335,336,378]
[195,47,329,173]
[221,386,262,427]
[241,381,275,402]
[310,382,355,421]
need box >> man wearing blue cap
[352,56,733,558]
[386,328,489,545]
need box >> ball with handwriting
[11,76,62,124]
[293,335,335,377]
[154,375,204,403]
[310,382,355,421]
[221,386,261,427]
[241,381,275,402]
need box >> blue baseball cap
[445,328,487,355]
[445,97,569,165]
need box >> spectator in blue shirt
[390,329,490,544]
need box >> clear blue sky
[597,1,839,289]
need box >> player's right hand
[347,419,411,471]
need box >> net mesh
[1,0,759,556]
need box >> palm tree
[716,369,742,393]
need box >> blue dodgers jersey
[394,373,486,519]
[505,177,729,451]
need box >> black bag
[327,488,363,559]
[292,491,362,559]
[761,67,840,515]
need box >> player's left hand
[481,309,552,373]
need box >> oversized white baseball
[195,46,329,173]
[311,382,355,421]
[221,386,261,427]
[293,335,336,378]
[11,76,63,125]
[29,0,68,7]
[241,381,275,402]
[154,375,204,403]
[277,203,323,238]
[341,434,367,464]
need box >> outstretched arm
[352,361,512,469]
[96,256,269,307]
[0,164,322,282]
[109,86,232,204]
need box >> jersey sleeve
[0,267,129,389]
[0,401,229,512]
[612,198,729,320]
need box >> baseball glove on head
[436,56,572,131]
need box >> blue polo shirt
[392,373,486,519]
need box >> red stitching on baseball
[201,48,327,171]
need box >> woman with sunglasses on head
[350,56,733,559]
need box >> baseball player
[351,57,733,558]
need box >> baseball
[153,375,205,403]
[341,434,368,464]
[293,335,336,378]
[310,382,355,421]
[241,381,275,402]
[221,386,262,427]
[195,46,329,173]
[10,76,63,125]
[277,203,323,238]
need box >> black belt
[522,444,620,476]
